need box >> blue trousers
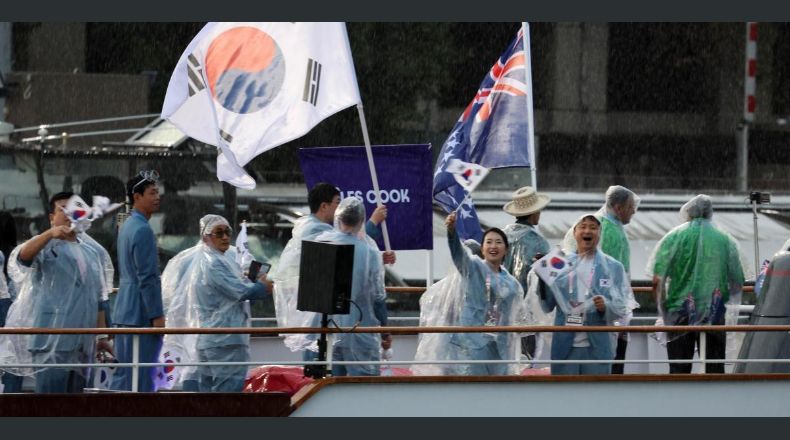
[331,346,380,377]
[110,330,162,392]
[1,372,23,393]
[0,298,12,327]
[35,368,87,393]
[1,298,23,393]
[455,342,509,376]
[551,346,612,375]
[197,346,248,392]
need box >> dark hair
[308,182,340,213]
[49,191,74,214]
[126,175,156,204]
[482,227,509,248]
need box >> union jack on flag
[433,25,534,241]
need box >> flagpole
[356,103,392,251]
[522,22,538,191]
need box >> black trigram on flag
[302,58,322,106]
[187,53,206,97]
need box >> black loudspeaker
[297,240,354,314]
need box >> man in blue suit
[111,171,163,391]
[538,214,629,375]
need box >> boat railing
[0,323,787,392]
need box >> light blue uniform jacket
[539,251,629,361]
[113,209,163,326]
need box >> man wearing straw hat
[502,186,551,361]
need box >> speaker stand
[304,313,329,379]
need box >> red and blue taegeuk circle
[205,26,285,114]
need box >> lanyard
[569,257,595,301]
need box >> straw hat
[503,186,550,217]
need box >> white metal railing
[1,323,787,393]
[13,114,160,133]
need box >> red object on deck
[243,366,314,395]
[520,367,551,376]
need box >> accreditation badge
[565,313,584,326]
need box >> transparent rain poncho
[533,214,631,362]
[646,195,746,341]
[159,215,267,389]
[0,238,103,378]
[0,251,8,301]
[561,187,641,327]
[412,240,480,375]
[442,227,527,375]
[503,222,550,295]
[79,232,115,303]
[561,186,641,264]
[270,212,334,353]
[312,198,387,376]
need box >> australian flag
[433,26,533,242]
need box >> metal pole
[356,104,392,251]
[521,22,538,191]
[327,331,334,376]
[132,334,140,392]
[736,124,749,192]
[752,199,760,276]
[699,332,707,374]
[426,249,434,287]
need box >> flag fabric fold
[433,27,533,242]
[162,22,361,189]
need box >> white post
[356,104,392,251]
[327,332,334,376]
[752,198,760,275]
[132,334,140,392]
[426,249,434,288]
[739,22,757,193]
[522,22,538,191]
[699,332,707,374]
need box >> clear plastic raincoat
[535,214,631,372]
[503,223,550,294]
[412,240,480,375]
[270,214,334,353]
[561,186,641,328]
[0,237,103,379]
[444,228,526,375]
[314,198,387,376]
[646,195,745,339]
[160,215,268,391]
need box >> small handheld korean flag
[533,246,573,287]
[63,195,93,233]
[235,220,253,268]
[153,349,183,391]
[447,158,490,193]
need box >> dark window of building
[607,23,713,113]
[772,24,790,116]
[439,22,553,110]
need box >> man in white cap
[502,186,551,360]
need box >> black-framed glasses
[132,169,160,192]
[210,228,233,238]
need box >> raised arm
[445,212,471,275]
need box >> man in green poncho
[597,186,640,374]
[502,186,551,361]
[648,194,745,374]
